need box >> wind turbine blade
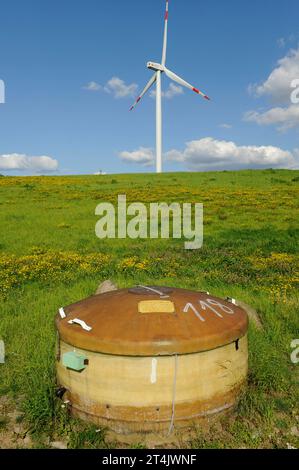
[129,73,157,111]
[161,0,169,66]
[164,67,211,100]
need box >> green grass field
[0,169,298,448]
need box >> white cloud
[150,82,184,99]
[166,138,295,170]
[104,77,138,98]
[119,147,155,166]
[249,47,299,104]
[83,76,138,98]
[277,34,297,49]
[0,154,58,172]
[83,81,102,91]
[277,37,286,49]
[244,105,299,131]
[84,77,183,101]
[246,48,299,130]
[219,123,233,129]
[119,138,296,171]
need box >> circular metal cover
[55,287,248,356]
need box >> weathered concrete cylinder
[56,286,248,434]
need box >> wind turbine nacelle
[147,62,164,72]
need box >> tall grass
[0,169,298,448]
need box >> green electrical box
[62,351,88,371]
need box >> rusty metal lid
[55,286,248,356]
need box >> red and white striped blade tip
[193,87,211,100]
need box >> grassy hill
[0,169,298,448]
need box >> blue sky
[0,0,299,175]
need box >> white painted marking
[199,300,223,318]
[207,298,234,314]
[183,298,235,321]
[183,302,205,322]
[137,285,169,298]
[59,307,66,319]
[150,358,158,383]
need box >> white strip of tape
[59,307,66,319]
[68,318,92,331]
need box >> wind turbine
[129,0,210,173]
